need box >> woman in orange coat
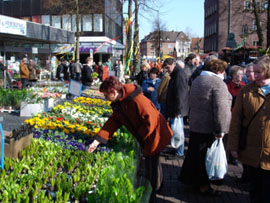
[88,76,173,202]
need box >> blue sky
[123,0,205,41]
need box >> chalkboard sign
[68,80,82,97]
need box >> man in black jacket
[164,58,189,157]
[0,56,6,87]
[81,57,93,89]
[56,60,65,82]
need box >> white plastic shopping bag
[205,138,228,180]
[170,117,185,149]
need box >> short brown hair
[100,76,123,94]
[204,59,227,74]
[163,58,176,66]
[150,67,159,74]
[257,55,270,78]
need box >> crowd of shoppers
[87,53,270,203]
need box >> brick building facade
[140,31,191,60]
[204,0,268,53]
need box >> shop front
[0,14,75,78]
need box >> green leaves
[0,88,38,108]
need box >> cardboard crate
[4,133,33,159]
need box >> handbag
[239,100,265,150]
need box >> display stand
[0,118,4,169]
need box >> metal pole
[3,45,6,89]
[0,122,4,170]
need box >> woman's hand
[88,140,100,152]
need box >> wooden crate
[4,133,33,159]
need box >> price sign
[68,80,82,97]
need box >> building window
[253,41,258,46]
[256,1,261,11]
[82,15,92,31]
[263,1,268,10]
[52,16,61,29]
[242,24,249,34]
[62,15,72,31]
[252,21,257,30]
[22,17,31,21]
[41,15,50,26]
[244,1,251,10]
[112,21,116,37]
[105,16,109,33]
[72,14,81,32]
[94,14,103,32]
[32,16,41,23]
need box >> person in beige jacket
[228,56,270,203]
[157,68,170,118]
[19,57,30,88]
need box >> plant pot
[4,133,33,159]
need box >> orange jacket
[95,84,173,156]
[20,63,29,79]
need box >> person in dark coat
[69,60,76,80]
[63,60,69,81]
[56,61,65,82]
[164,58,189,157]
[135,61,150,86]
[88,76,173,202]
[81,57,93,88]
[113,60,120,78]
[97,61,104,81]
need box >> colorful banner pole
[124,15,133,75]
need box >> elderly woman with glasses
[228,56,270,203]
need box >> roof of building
[141,31,190,43]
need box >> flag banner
[234,38,246,50]
[123,15,133,75]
